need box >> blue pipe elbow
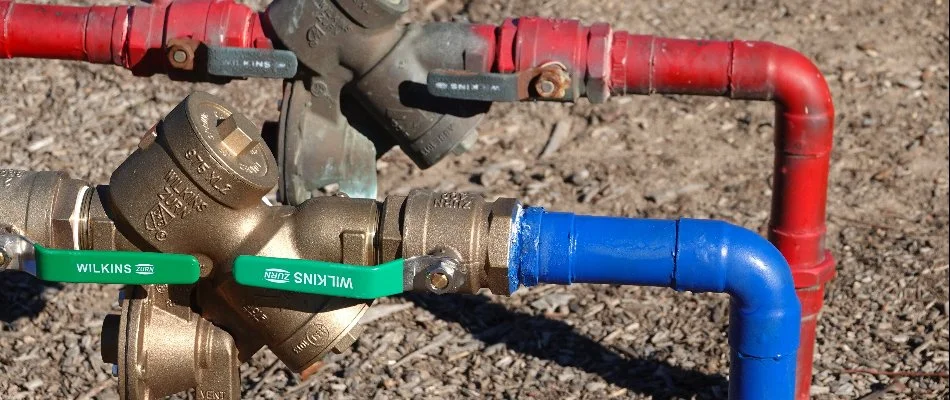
[511,207,801,400]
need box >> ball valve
[0,92,801,399]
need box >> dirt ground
[1,0,948,399]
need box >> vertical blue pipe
[511,207,801,400]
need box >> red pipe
[0,0,269,75]
[486,18,836,400]
[614,35,836,399]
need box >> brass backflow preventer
[0,92,521,399]
[2,91,803,400]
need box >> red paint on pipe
[0,1,109,60]
[509,17,589,75]
[0,0,269,76]
[611,33,837,400]
[492,21,836,400]
[470,23,497,72]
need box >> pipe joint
[674,219,800,359]
[511,208,801,399]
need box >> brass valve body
[0,92,520,399]
[106,92,377,379]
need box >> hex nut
[429,271,450,290]
[50,178,90,250]
[166,39,198,70]
[331,323,365,354]
[534,65,571,99]
[485,198,520,295]
[586,23,613,104]
[425,258,461,294]
[86,189,136,251]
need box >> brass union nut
[485,198,520,295]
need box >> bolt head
[421,258,461,294]
[429,272,449,290]
[172,49,188,63]
[537,79,557,96]
[533,64,571,99]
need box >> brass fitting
[102,285,241,399]
[379,191,519,295]
[0,92,522,398]
[0,169,89,250]
[105,92,376,377]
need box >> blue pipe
[509,207,801,400]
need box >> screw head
[172,49,188,64]
[533,63,571,99]
[428,272,449,290]
[425,258,463,294]
[537,79,558,96]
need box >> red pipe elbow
[729,40,836,275]
[607,33,836,278]
[488,22,836,399]
[612,34,837,400]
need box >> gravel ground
[1,0,948,399]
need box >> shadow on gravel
[0,271,62,324]
[404,293,728,400]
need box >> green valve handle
[233,256,406,299]
[32,245,201,285]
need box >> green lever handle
[33,245,201,285]
[233,256,405,299]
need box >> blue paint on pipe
[509,206,800,400]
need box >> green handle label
[33,245,200,285]
[233,256,404,299]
